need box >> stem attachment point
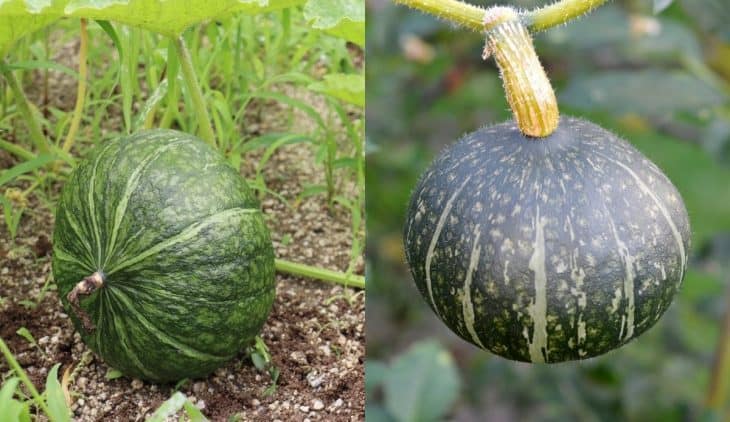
[67,271,104,332]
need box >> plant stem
[171,36,216,146]
[61,19,88,154]
[706,283,730,410]
[394,0,485,31]
[275,259,365,289]
[0,336,52,416]
[0,138,35,160]
[395,0,609,33]
[487,17,558,137]
[0,62,48,154]
[525,0,609,32]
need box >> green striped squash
[52,130,275,382]
[404,117,690,362]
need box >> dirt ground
[0,39,364,421]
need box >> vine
[394,0,609,33]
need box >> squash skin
[52,129,275,382]
[404,117,690,363]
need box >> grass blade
[44,364,71,422]
[0,154,54,187]
[95,20,123,60]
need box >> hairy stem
[395,0,609,33]
[61,19,88,154]
[394,0,485,31]
[172,36,216,147]
[525,0,609,32]
[0,62,48,153]
[706,283,730,411]
[275,259,365,289]
[486,15,558,137]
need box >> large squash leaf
[308,73,364,107]
[303,0,364,46]
[64,0,304,36]
[0,0,304,54]
[0,1,61,56]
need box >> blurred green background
[365,0,730,420]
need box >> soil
[0,38,364,421]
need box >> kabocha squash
[52,129,275,382]
[404,117,690,363]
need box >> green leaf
[251,352,267,371]
[104,369,123,380]
[0,154,54,187]
[653,0,673,14]
[308,73,364,107]
[0,378,23,421]
[559,70,726,116]
[148,392,187,422]
[366,405,396,422]
[15,328,35,346]
[251,91,326,129]
[383,341,460,422]
[133,79,168,130]
[365,361,387,400]
[238,133,312,155]
[44,364,71,422]
[95,20,123,59]
[64,0,300,37]
[5,61,78,79]
[303,0,364,46]
[183,400,208,422]
[0,0,305,55]
[0,1,60,56]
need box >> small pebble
[312,399,324,410]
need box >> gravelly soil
[0,39,364,418]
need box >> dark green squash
[52,129,275,382]
[404,117,690,362]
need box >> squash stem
[275,259,365,289]
[0,61,48,154]
[171,36,216,147]
[67,272,104,332]
[485,10,559,137]
[0,336,52,416]
[61,19,88,155]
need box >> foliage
[147,391,208,422]
[367,340,461,422]
[0,337,71,422]
[368,0,730,419]
[247,336,281,396]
